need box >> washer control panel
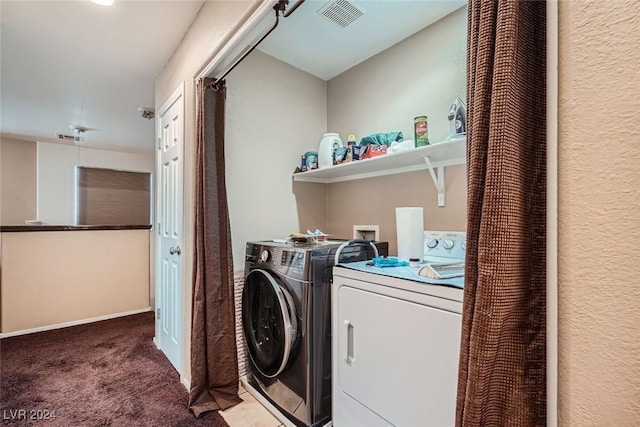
[245,243,309,280]
[281,250,305,269]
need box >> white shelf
[293,137,465,207]
[293,137,465,184]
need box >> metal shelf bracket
[424,156,446,207]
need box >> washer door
[242,269,298,378]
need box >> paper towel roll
[395,207,424,262]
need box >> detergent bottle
[317,133,343,169]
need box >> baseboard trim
[0,307,152,338]
[180,376,190,391]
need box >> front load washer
[242,239,388,427]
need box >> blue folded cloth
[371,256,409,268]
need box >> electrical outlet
[353,225,380,241]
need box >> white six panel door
[156,84,184,374]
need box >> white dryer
[331,231,465,426]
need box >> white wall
[36,141,154,224]
[225,50,327,270]
[79,147,154,172]
[327,6,467,145]
[1,137,37,225]
[36,142,76,224]
[325,7,468,250]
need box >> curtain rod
[283,0,305,17]
[210,0,306,89]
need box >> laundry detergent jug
[318,133,343,169]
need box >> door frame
[154,81,185,377]
[546,1,559,425]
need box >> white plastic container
[317,133,343,169]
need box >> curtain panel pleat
[456,1,546,426]
[189,78,242,417]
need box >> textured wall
[558,1,640,424]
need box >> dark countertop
[0,225,152,232]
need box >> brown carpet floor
[0,312,230,427]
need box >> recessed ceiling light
[90,0,114,6]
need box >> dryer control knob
[443,239,455,250]
[426,238,438,249]
[260,250,271,262]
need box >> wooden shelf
[293,137,466,184]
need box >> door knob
[169,246,181,255]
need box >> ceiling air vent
[317,0,365,29]
[56,133,82,142]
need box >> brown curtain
[456,1,546,426]
[189,78,242,417]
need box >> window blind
[76,167,151,226]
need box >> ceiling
[0,0,204,155]
[1,0,465,156]
[258,0,466,80]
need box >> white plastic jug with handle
[317,133,343,169]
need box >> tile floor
[220,384,285,427]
